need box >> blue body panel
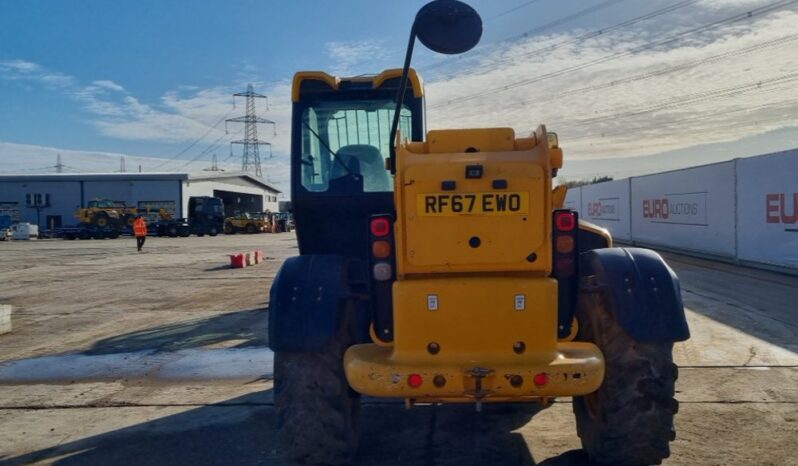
[580,247,690,342]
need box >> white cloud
[0,59,290,149]
[2,0,797,187]
[325,40,389,74]
[0,59,41,73]
[91,80,125,92]
[698,0,770,8]
[423,3,798,161]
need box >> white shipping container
[736,150,798,270]
[563,186,581,214]
[630,162,736,257]
[580,179,632,241]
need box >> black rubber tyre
[94,214,110,228]
[274,308,360,465]
[224,223,235,235]
[168,226,179,238]
[245,223,256,234]
[178,227,191,237]
[573,292,679,466]
[208,226,219,237]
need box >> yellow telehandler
[269,2,690,465]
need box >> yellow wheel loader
[268,2,690,465]
[76,199,172,230]
[224,212,269,234]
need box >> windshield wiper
[301,120,358,178]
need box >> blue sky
[1,0,797,186]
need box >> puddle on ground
[0,347,274,384]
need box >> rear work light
[370,217,391,237]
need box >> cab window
[301,100,411,193]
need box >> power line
[568,72,798,126]
[424,0,628,74]
[566,107,798,156]
[430,0,699,81]
[175,128,242,171]
[429,0,798,109]
[501,33,798,111]
[483,0,546,22]
[564,87,798,143]
[150,107,235,170]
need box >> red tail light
[370,217,391,237]
[555,211,576,231]
[552,209,578,278]
[533,372,549,387]
[370,215,395,282]
[408,373,423,388]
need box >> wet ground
[0,235,797,465]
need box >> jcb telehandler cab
[269,2,690,465]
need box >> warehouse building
[0,172,282,230]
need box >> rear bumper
[344,342,604,401]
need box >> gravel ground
[0,234,796,465]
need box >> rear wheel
[94,214,110,228]
[275,307,359,465]
[245,223,257,234]
[168,226,179,237]
[573,292,679,466]
[224,223,235,235]
[178,226,191,237]
[208,226,219,237]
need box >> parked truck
[155,196,224,237]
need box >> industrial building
[0,172,282,230]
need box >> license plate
[416,192,529,216]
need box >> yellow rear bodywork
[344,126,604,403]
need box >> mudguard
[580,247,690,342]
[268,255,367,352]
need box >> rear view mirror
[415,0,483,55]
[389,0,483,173]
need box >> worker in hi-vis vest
[133,216,147,252]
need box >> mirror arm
[389,23,417,175]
